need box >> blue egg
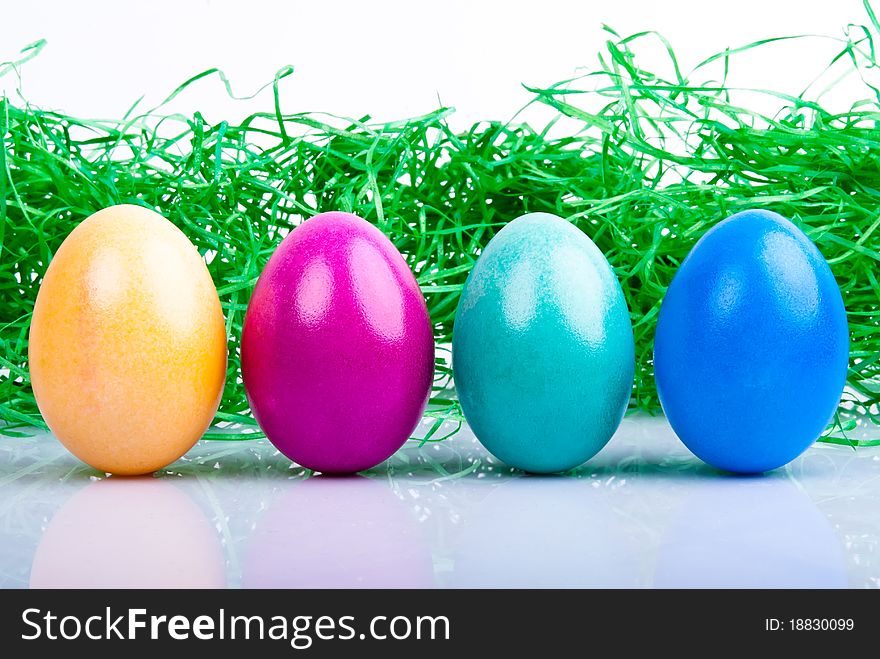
[654,209,849,474]
[452,213,635,473]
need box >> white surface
[0,0,873,129]
[1,416,878,589]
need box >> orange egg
[28,204,227,475]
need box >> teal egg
[452,213,635,473]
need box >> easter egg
[241,211,434,473]
[452,212,635,473]
[28,204,227,476]
[653,209,849,474]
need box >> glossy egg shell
[28,205,227,475]
[241,211,434,473]
[452,212,635,474]
[653,209,849,474]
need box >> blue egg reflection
[654,475,846,588]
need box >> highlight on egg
[28,204,227,476]
[653,209,849,474]
[241,211,434,474]
[452,212,635,474]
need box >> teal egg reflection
[450,476,639,587]
[453,213,635,473]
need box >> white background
[1,0,872,128]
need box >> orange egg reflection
[30,478,225,589]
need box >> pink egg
[241,212,434,473]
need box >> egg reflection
[242,476,433,588]
[30,478,225,589]
[654,475,846,588]
[449,476,639,587]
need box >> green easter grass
[3,2,880,447]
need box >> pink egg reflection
[30,478,225,589]
[242,476,433,588]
